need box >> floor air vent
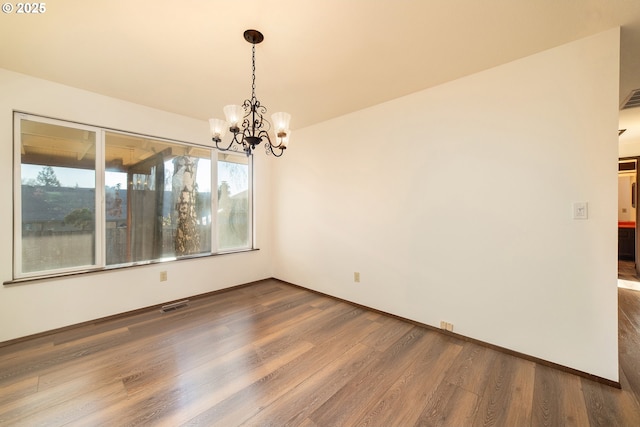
[160,300,189,313]
[621,89,640,110]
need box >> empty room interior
[2,1,640,425]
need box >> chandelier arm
[265,142,286,157]
[213,134,239,152]
[231,132,244,149]
[257,129,271,143]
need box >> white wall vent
[621,89,640,110]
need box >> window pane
[218,153,250,250]
[105,132,212,264]
[20,119,96,273]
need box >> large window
[14,114,253,279]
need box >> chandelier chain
[251,44,256,100]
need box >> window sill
[3,248,260,286]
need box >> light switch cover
[573,202,588,220]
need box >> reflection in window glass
[19,119,96,273]
[105,132,212,265]
[218,153,250,250]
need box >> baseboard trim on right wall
[275,278,621,389]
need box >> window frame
[13,112,254,281]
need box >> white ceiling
[2,0,640,133]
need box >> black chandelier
[209,29,291,157]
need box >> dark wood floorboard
[619,260,640,281]
[0,278,639,426]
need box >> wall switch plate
[573,202,588,220]
[354,272,360,283]
[160,271,168,282]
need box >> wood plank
[442,341,498,395]
[494,355,536,426]
[308,327,431,426]
[582,364,640,427]
[362,333,466,426]
[415,382,479,427]
[0,376,39,406]
[532,363,590,426]
[38,324,231,391]
[0,327,132,387]
[471,352,522,427]
[619,288,640,400]
[238,343,379,426]
[358,316,414,352]
[0,373,126,425]
[6,381,127,427]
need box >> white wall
[273,29,620,381]
[618,108,640,158]
[0,69,274,342]
[619,139,640,158]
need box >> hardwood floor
[1,279,639,426]
[619,260,640,281]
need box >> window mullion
[211,150,219,254]
[248,155,254,249]
[13,113,25,278]
[95,129,106,268]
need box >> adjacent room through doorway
[618,158,640,288]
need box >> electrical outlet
[160,271,168,282]
[354,272,360,283]
[440,321,454,332]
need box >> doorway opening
[618,158,640,284]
